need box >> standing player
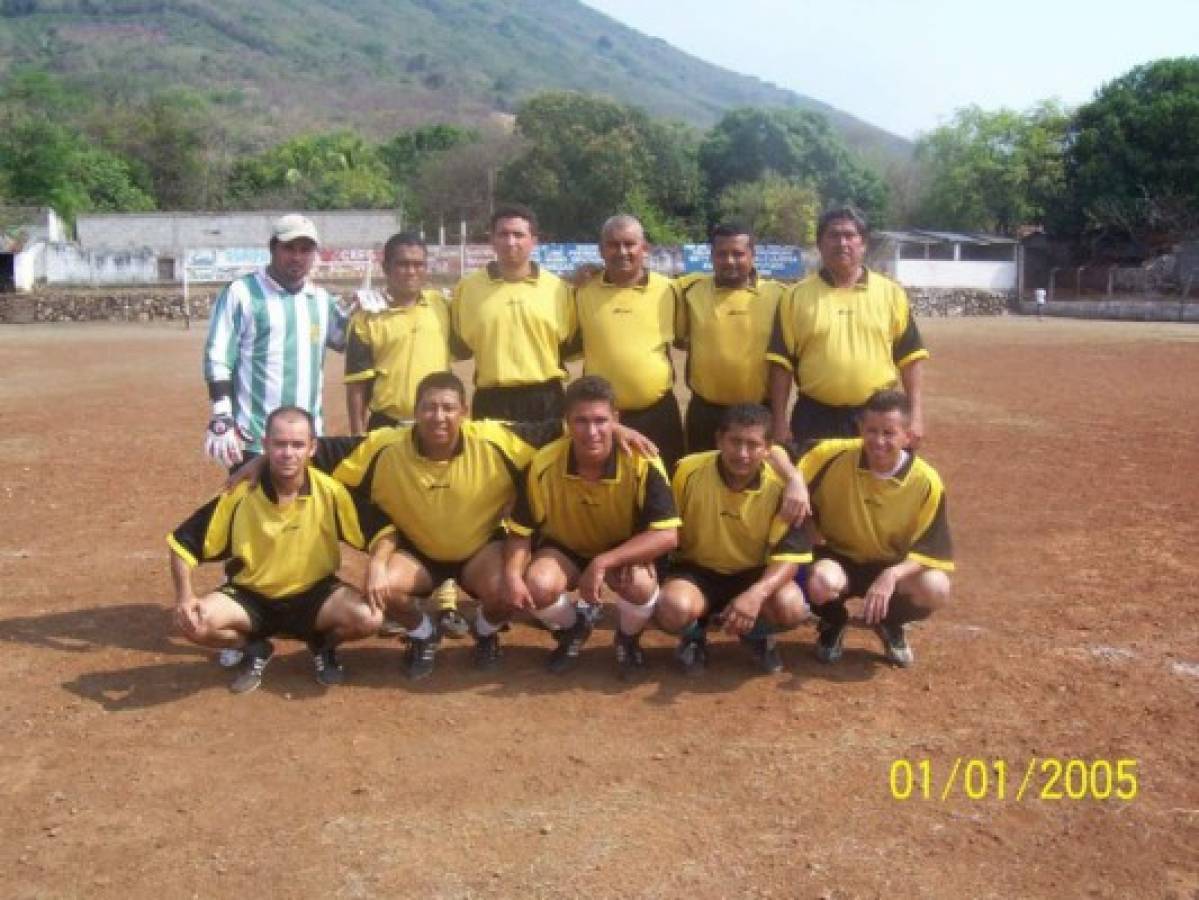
[344,232,453,433]
[571,214,685,469]
[202,214,350,469]
[768,206,929,451]
[344,232,465,636]
[168,407,394,693]
[451,204,576,422]
[799,390,953,667]
[502,376,681,679]
[675,223,786,453]
[657,405,812,674]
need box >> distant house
[872,230,1019,291]
[0,207,68,292]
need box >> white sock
[617,588,658,636]
[408,614,434,640]
[533,594,578,631]
[475,610,502,637]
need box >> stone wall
[0,287,217,323]
[905,288,1013,317]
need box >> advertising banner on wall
[682,244,804,280]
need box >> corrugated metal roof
[876,229,1017,246]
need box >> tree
[699,108,888,225]
[716,173,821,245]
[0,120,153,221]
[1065,57,1199,241]
[496,91,702,241]
[913,101,1069,234]
[228,131,394,210]
[409,127,523,236]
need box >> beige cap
[271,214,320,245]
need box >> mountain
[0,0,911,161]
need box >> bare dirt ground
[0,317,1196,899]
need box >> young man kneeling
[800,390,953,667]
[167,406,395,693]
[657,404,812,675]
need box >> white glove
[204,398,245,469]
[354,288,389,314]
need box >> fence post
[1075,266,1085,298]
[1049,268,1057,301]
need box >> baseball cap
[271,214,320,245]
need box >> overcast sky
[582,0,1198,139]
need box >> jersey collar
[856,447,916,483]
[486,260,541,284]
[260,267,312,297]
[566,443,620,481]
[818,265,870,290]
[715,455,764,493]
[712,269,760,292]
[600,270,650,290]
[260,467,314,503]
[411,426,466,460]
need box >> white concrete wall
[896,260,1017,290]
[77,211,403,252]
[43,243,159,285]
[13,242,43,291]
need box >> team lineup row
[176,206,953,693]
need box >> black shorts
[683,393,729,454]
[535,537,667,580]
[222,576,342,643]
[664,561,765,618]
[472,379,565,423]
[396,530,505,586]
[621,390,685,471]
[790,394,864,453]
[809,549,887,599]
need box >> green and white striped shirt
[204,270,347,452]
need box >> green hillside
[0,0,910,160]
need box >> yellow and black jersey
[767,268,928,407]
[167,467,394,599]
[571,271,677,411]
[314,418,562,563]
[344,290,452,421]
[506,437,681,560]
[451,262,576,388]
[672,450,812,574]
[798,438,953,570]
[674,273,784,405]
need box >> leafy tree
[378,124,475,184]
[1065,57,1199,240]
[228,131,394,209]
[496,91,702,241]
[699,107,888,225]
[409,127,523,236]
[716,173,821,245]
[913,101,1069,234]
[110,91,220,209]
[0,120,153,221]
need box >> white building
[873,230,1019,291]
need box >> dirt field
[1,317,1196,899]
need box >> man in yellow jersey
[502,376,681,679]
[675,223,785,453]
[345,233,453,433]
[658,404,812,675]
[344,232,466,638]
[571,214,684,468]
[799,390,953,668]
[168,406,395,694]
[311,372,562,679]
[451,203,576,422]
[768,207,929,452]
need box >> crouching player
[502,376,681,678]
[657,405,812,675]
[801,389,953,667]
[168,406,395,693]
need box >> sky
[582,0,1198,139]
